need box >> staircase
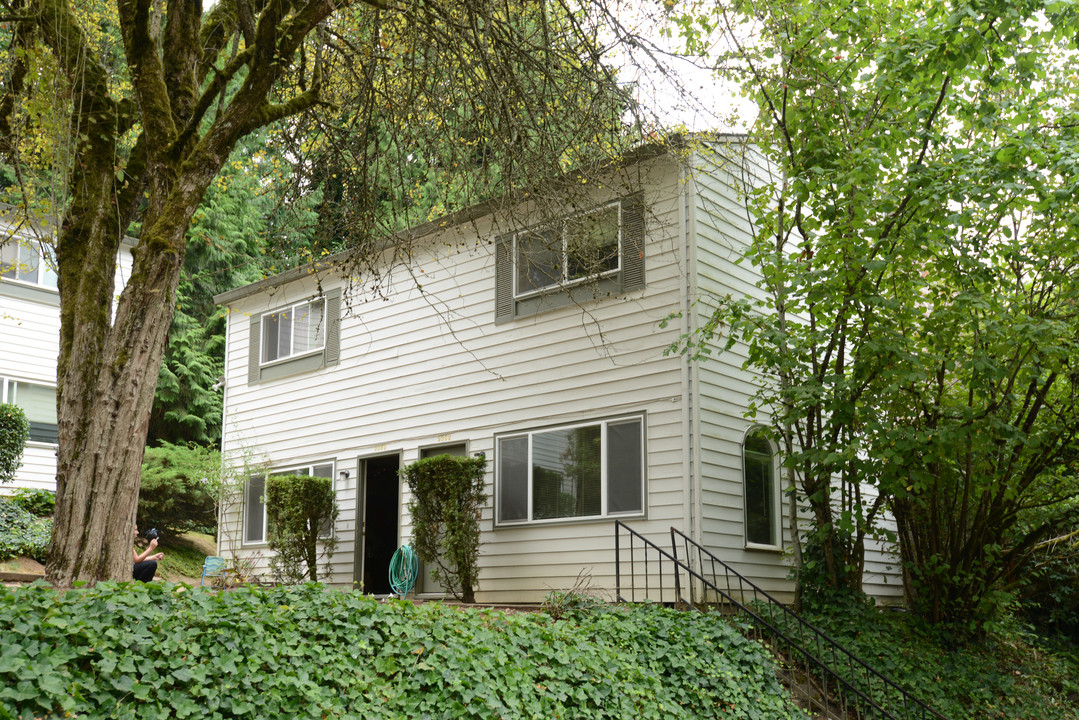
[614,522,944,720]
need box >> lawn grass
[155,531,215,579]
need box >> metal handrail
[614,521,945,720]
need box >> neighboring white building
[214,139,902,603]
[0,206,133,494]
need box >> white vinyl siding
[0,216,133,493]
[218,155,686,597]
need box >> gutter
[213,134,749,307]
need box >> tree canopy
[0,0,648,587]
[671,0,1079,629]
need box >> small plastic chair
[200,556,227,587]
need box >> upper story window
[1,240,58,290]
[515,204,621,297]
[495,195,645,324]
[261,299,325,365]
[496,414,645,526]
[247,288,341,385]
[1,377,58,444]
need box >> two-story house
[213,138,902,603]
[0,205,133,494]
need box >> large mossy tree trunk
[23,0,343,588]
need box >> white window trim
[259,298,327,367]
[0,376,58,446]
[0,240,58,290]
[495,414,646,527]
[243,460,336,546]
[512,201,622,300]
[742,428,783,551]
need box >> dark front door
[357,454,400,594]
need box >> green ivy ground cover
[789,599,1079,720]
[0,583,804,720]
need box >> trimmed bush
[138,442,220,535]
[404,454,487,602]
[0,496,51,562]
[0,583,804,720]
[0,403,29,484]
[265,474,338,583]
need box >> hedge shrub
[265,474,338,583]
[0,403,29,484]
[0,583,804,720]
[403,454,486,602]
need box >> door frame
[352,450,403,592]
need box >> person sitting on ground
[133,527,164,582]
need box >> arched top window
[743,429,779,547]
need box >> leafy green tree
[148,137,282,446]
[671,0,1079,625]
[0,403,29,484]
[265,473,339,584]
[137,442,221,536]
[0,0,638,588]
[404,454,487,603]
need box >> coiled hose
[388,545,419,599]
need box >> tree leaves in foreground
[670,0,1079,629]
[0,0,645,587]
[0,583,803,720]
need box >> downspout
[216,310,231,554]
[678,158,699,548]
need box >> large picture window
[494,195,645,324]
[1,378,58,444]
[497,416,644,525]
[743,429,780,547]
[244,461,335,545]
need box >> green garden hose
[388,545,419,599]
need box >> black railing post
[614,522,946,720]
[614,521,622,602]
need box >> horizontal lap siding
[0,291,59,491]
[220,158,690,600]
[689,144,797,596]
[690,145,902,601]
[0,245,131,493]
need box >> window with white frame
[247,289,341,385]
[515,203,621,297]
[261,299,326,365]
[497,415,644,525]
[244,461,335,545]
[1,378,58,444]
[494,195,645,324]
[1,240,58,289]
[743,429,780,547]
